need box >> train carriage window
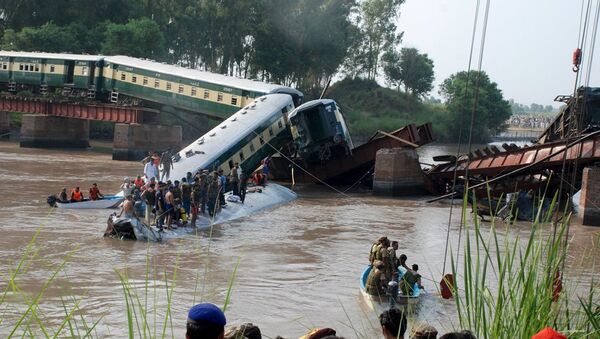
[268,126,274,136]
[82,66,88,76]
[231,96,238,105]
[34,65,39,72]
[143,77,148,85]
[166,82,172,91]
[249,143,255,153]
[278,120,283,129]
[259,135,265,145]
[239,151,245,161]
[178,85,184,94]
[191,87,197,96]
[19,64,23,71]
[25,65,29,71]
[217,92,223,102]
[50,65,55,72]
[121,73,126,81]
[203,90,210,99]
[131,75,137,83]
[154,79,160,88]
[2,64,6,70]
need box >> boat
[359,265,421,313]
[104,183,296,241]
[49,195,124,209]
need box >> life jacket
[365,268,385,296]
[71,190,83,201]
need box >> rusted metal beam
[0,95,156,124]
[376,130,419,148]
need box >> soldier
[365,260,387,296]
[369,236,388,264]
[375,238,393,281]
[160,149,173,180]
[206,172,220,217]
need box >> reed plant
[449,189,600,338]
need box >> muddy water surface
[0,142,598,338]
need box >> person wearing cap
[186,303,226,339]
[89,183,104,201]
[365,260,388,296]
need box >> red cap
[532,327,567,339]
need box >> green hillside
[327,77,444,139]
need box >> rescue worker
[89,183,104,200]
[390,241,400,272]
[117,195,135,218]
[70,187,84,202]
[376,238,393,281]
[190,177,201,226]
[239,171,248,203]
[400,264,422,296]
[365,260,388,296]
[181,177,192,217]
[59,188,68,202]
[155,183,166,231]
[206,172,220,217]
[160,149,173,180]
[133,176,144,188]
[369,236,388,264]
[229,164,239,196]
[141,183,156,224]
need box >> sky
[398,0,600,107]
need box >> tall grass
[449,190,600,338]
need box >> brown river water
[0,141,599,338]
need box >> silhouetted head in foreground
[186,303,226,339]
[380,308,407,339]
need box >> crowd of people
[113,151,272,230]
[183,302,568,338]
[366,236,423,298]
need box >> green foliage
[328,77,442,137]
[102,18,165,60]
[439,70,511,142]
[1,22,80,52]
[450,191,600,338]
[344,0,404,80]
[395,47,434,97]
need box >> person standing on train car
[229,164,239,196]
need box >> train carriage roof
[0,51,103,61]
[104,55,301,96]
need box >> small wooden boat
[359,265,421,313]
[52,196,124,209]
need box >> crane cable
[455,0,492,267]
[441,0,482,277]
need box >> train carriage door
[66,60,75,83]
[89,62,96,87]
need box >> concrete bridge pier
[112,123,182,161]
[373,148,426,196]
[20,115,89,148]
[0,112,9,139]
[579,167,600,226]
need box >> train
[0,50,354,176]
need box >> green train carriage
[0,51,103,95]
[102,56,303,119]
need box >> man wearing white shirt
[144,160,159,182]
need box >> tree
[102,18,165,60]
[439,70,511,142]
[1,22,79,52]
[344,0,404,80]
[384,47,434,97]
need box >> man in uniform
[207,172,220,217]
[365,260,388,296]
[369,236,388,265]
[181,178,192,217]
[160,149,173,181]
[376,238,393,281]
